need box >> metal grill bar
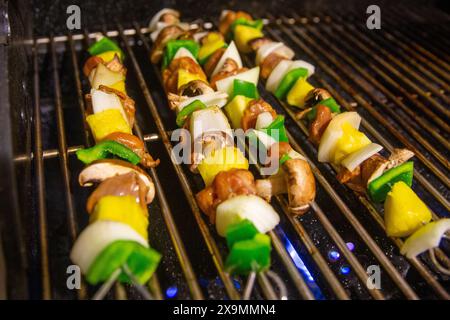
[32,41,51,300]
[269,16,450,211]
[262,15,449,299]
[299,20,449,171]
[305,18,450,146]
[129,22,318,300]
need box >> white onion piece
[216,195,280,237]
[216,67,260,97]
[173,47,199,64]
[318,112,361,162]
[341,143,383,172]
[211,41,243,77]
[255,112,274,129]
[265,60,292,93]
[90,63,124,89]
[247,129,277,150]
[190,106,231,142]
[277,45,295,60]
[177,92,229,113]
[91,89,129,125]
[193,31,209,43]
[70,221,148,274]
[149,8,179,31]
[288,60,315,78]
[401,219,450,258]
[255,42,283,65]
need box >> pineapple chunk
[234,25,263,54]
[286,77,315,108]
[86,109,131,141]
[198,146,249,186]
[384,181,432,237]
[333,123,371,164]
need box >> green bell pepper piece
[86,240,161,285]
[162,39,199,69]
[225,233,271,275]
[76,140,141,165]
[231,79,259,100]
[226,219,259,249]
[306,97,341,122]
[279,153,292,165]
[230,18,264,34]
[176,100,207,127]
[274,68,309,100]
[88,37,124,60]
[261,115,289,143]
[368,161,414,203]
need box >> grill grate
[22,6,449,300]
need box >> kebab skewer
[217,10,450,268]
[69,36,162,298]
[148,10,314,291]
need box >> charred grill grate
[12,4,449,300]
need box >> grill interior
[2,0,449,299]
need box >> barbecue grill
[1,0,449,300]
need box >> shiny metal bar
[32,41,51,300]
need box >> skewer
[92,268,122,300]
[243,271,257,300]
[122,264,154,300]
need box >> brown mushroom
[79,159,155,204]
[386,148,414,170]
[150,25,186,64]
[86,172,149,214]
[248,37,273,51]
[304,88,332,109]
[256,158,316,215]
[178,80,214,97]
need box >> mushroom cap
[282,158,316,215]
[79,159,155,204]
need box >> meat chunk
[196,169,256,223]
[248,37,273,51]
[241,98,277,131]
[162,56,206,94]
[101,132,160,168]
[260,53,286,79]
[203,47,225,77]
[150,25,186,64]
[309,104,332,146]
[209,58,244,89]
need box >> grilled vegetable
[86,240,160,285]
[225,219,259,248]
[211,41,243,77]
[90,88,129,125]
[274,68,308,100]
[76,140,141,165]
[384,181,432,237]
[88,37,124,60]
[224,95,253,129]
[306,97,341,122]
[255,111,274,130]
[341,143,383,172]
[177,68,205,89]
[162,39,199,69]
[225,233,271,275]
[318,112,361,163]
[401,219,450,258]
[231,79,259,100]
[286,77,315,108]
[70,220,148,277]
[333,123,371,164]
[216,66,260,96]
[176,91,228,113]
[368,161,414,203]
[176,99,207,127]
[234,24,264,53]
[261,115,289,143]
[197,146,249,186]
[89,63,125,90]
[215,194,280,237]
[90,195,149,238]
[198,33,227,65]
[189,106,231,143]
[86,109,131,142]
